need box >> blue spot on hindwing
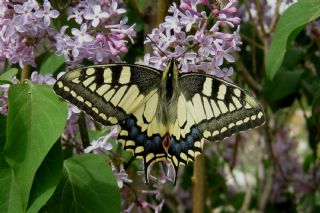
[191,127,201,138]
[145,140,153,152]
[126,117,135,127]
[129,126,139,138]
[136,134,146,145]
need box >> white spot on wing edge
[99,113,107,120]
[146,153,155,163]
[108,117,118,124]
[125,140,135,146]
[57,81,63,88]
[135,146,144,154]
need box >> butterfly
[53,58,265,183]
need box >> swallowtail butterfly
[53,58,265,183]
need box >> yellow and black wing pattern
[165,72,265,178]
[54,64,162,125]
[54,60,265,184]
[54,64,169,182]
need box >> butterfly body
[54,58,265,183]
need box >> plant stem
[20,65,30,81]
[192,155,205,213]
[235,58,262,92]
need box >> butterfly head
[162,58,179,81]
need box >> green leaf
[265,0,320,79]
[263,68,304,111]
[0,68,18,85]
[47,154,120,213]
[4,82,67,209]
[40,53,65,74]
[27,141,63,213]
[0,115,6,152]
[0,157,24,213]
[282,47,304,68]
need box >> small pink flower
[71,23,93,44]
[84,5,109,27]
[67,7,84,24]
[34,0,59,27]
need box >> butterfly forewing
[54,64,162,125]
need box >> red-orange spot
[162,135,170,152]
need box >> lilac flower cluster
[0,0,135,69]
[0,0,59,68]
[84,126,118,153]
[55,0,136,66]
[143,0,241,80]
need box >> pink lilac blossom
[57,0,136,66]
[34,0,59,27]
[0,0,59,67]
[0,0,134,68]
[112,163,133,188]
[123,164,168,212]
[0,0,59,68]
[84,126,118,153]
[0,1,9,18]
[83,5,110,27]
[142,0,242,80]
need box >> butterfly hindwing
[117,115,167,183]
[54,64,162,125]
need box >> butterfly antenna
[145,35,168,58]
[176,42,198,59]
